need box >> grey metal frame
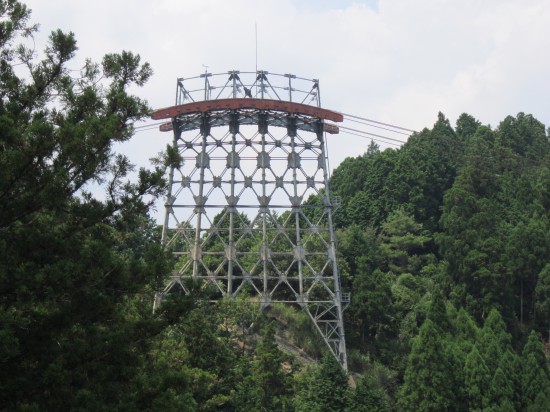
[155,71,348,370]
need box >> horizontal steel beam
[151,98,343,122]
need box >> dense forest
[1,1,549,410]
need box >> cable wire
[344,116,412,136]
[342,112,416,133]
[338,130,402,147]
[338,125,408,145]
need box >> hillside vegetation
[331,111,550,410]
[1,1,549,410]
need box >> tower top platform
[151,70,342,134]
[173,70,322,106]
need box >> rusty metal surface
[152,98,344,122]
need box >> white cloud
[20,0,550,218]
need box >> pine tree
[230,357,259,412]
[251,322,292,411]
[521,331,550,409]
[478,308,512,375]
[384,112,462,231]
[379,208,433,275]
[528,391,550,412]
[486,366,514,410]
[438,126,512,319]
[484,399,515,412]
[535,264,550,340]
[295,352,351,412]
[464,345,491,411]
[349,372,390,412]
[453,307,480,353]
[398,319,458,411]
[455,113,481,141]
[0,1,170,409]
[350,267,393,344]
[427,288,452,334]
[498,350,523,411]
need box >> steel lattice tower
[152,71,348,369]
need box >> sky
[21,0,550,217]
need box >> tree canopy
[2,1,549,410]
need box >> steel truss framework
[153,71,348,369]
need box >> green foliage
[337,223,381,280]
[505,215,550,324]
[454,307,479,346]
[482,308,512,350]
[0,1,171,408]
[391,273,426,320]
[379,209,434,275]
[399,319,459,411]
[496,112,549,159]
[535,264,550,340]
[268,303,325,358]
[231,321,293,411]
[498,350,523,410]
[384,113,463,231]
[487,366,514,410]
[331,110,550,411]
[331,146,399,228]
[349,267,393,346]
[218,296,264,354]
[521,331,550,409]
[464,345,490,410]
[528,391,550,412]
[349,372,390,412]
[4,2,550,409]
[295,352,351,412]
[455,113,481,141]
[250,322,293,411]
[426,288,453,334]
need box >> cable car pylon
[152,70,349,370]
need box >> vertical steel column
[259,71,265,99]
[230,71,238,98]
[227,130,237,295]
[161,130,178,244]
[319,125,347,370]
[193,115,209,278]
[289,134,304,297]
[260,133,269,299]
